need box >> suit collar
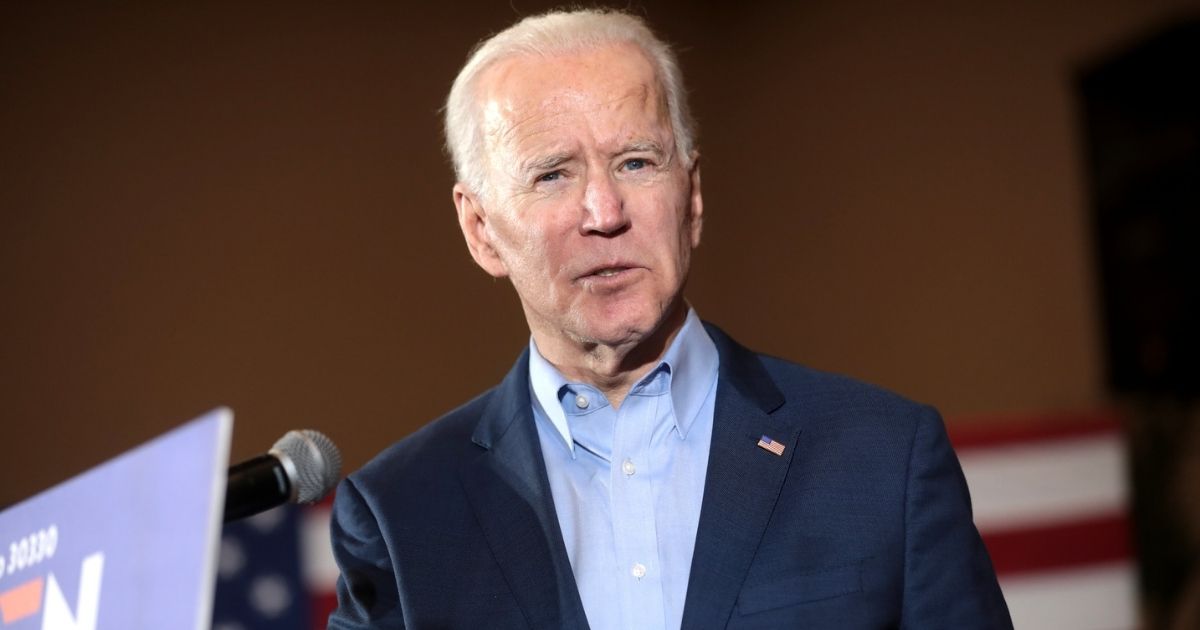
[704,322,785,416]
[469,349,533,451]
[461,349,590,629]
[682,323,801,629]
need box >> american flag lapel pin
[756,435,786,456]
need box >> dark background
[2,0,1196,509]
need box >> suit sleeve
[900,406,1013,628]
[326,476,407,630]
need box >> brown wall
[2,0,1196,507]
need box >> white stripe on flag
[999,561,1136,630]
[301,504,340,592]
[958,433,1127,532]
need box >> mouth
[590,267,629,278]
[577,262,640,284]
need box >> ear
[453,183,509,278]
[686,153,704,247]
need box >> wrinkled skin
[454,43,703,403]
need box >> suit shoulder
[755,352,936,431]
[705,321,932,423]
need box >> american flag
[952,411,1134,629]
[756,435,786,456]
[212,501,338,630]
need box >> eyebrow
[619,140,666,156]
[520,152,572,176]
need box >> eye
[536,170,562,183]
[623,158,647,171]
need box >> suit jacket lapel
[681,325,800,629]
[459,350,589,630]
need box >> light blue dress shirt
[529,309,719,630]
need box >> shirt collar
[528,337,574,453]
[528,308,719,455]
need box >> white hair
[443,8,697,199]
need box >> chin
[580,327,648,348]
[572,306,665,348]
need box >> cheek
[660,198,696,259]
[488,213,561,279]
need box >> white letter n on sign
[41,553,104,630]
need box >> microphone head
[271,429,342,503]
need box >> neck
[532,302,689,409]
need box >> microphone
[224,429,342,523]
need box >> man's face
[455,43,703,352]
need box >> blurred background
[1,1,1197,628]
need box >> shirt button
[622,459,636,476]
[631,563,647,579]
[575,394,589,409]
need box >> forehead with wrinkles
[475,44,672,169]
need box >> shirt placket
[610,382,668,630]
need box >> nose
[580,172,629,236]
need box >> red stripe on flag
[313,592,338,628]
[949,410,1122,450]
[982,512,1132,575]
[315,492,336,509]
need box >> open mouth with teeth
[579,266,637,285]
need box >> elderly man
[329,9,1011,630]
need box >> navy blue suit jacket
[328,325,1012,629]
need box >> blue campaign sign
[0,409,232,630]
